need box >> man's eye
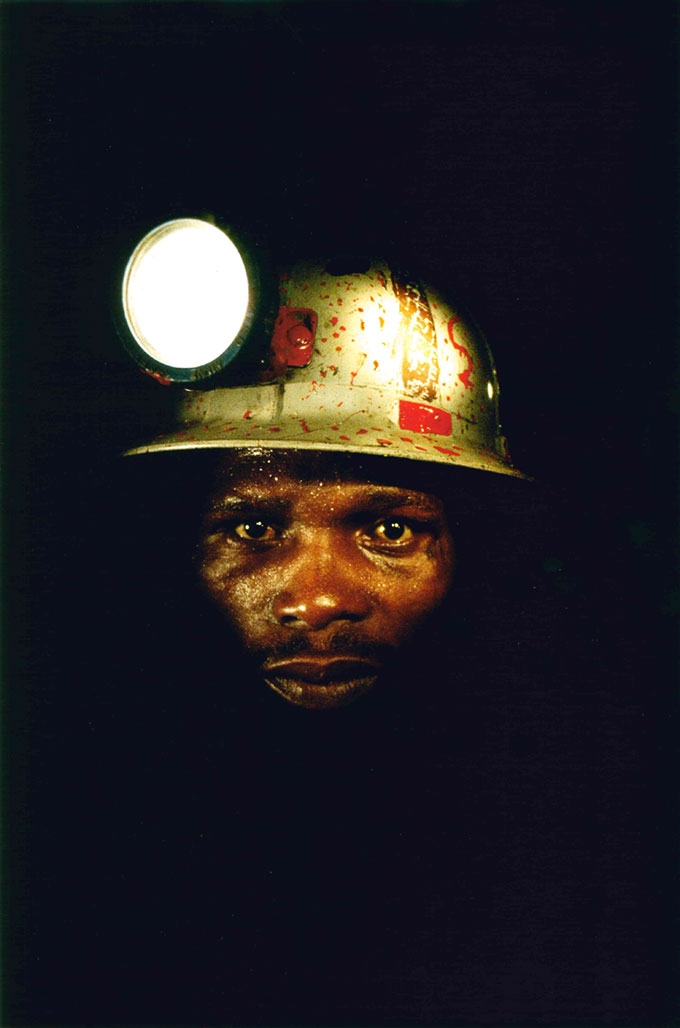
[234,520,278,541]
[372,519,413,544]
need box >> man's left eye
[372,519,413,543]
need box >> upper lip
[262,657,382,685]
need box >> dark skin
[196,450,455,710]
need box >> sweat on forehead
[208,448,453,494]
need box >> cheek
[197,554,272,629]
[380,578,449,634]
[429,540,455,605]
[372,547,455,638]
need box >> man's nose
[272,535,371,630]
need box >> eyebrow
[363,488,438,509]
[204,487,441,519]
[203,496,292,518]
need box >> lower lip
[263,671,380,710]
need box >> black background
[3,2,679,1025]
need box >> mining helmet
[119,218,523,478]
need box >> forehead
[206,449,448,498]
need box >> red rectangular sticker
[398,399,452,436]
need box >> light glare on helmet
[122,219,249,370]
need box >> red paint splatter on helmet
[447,315,474,390]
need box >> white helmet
[120,218,523,477]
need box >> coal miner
[30,218,628,1028]
[119,218,524,715]
[60,214,564,1027]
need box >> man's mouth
[261,656,383,709]
[264,656,382,684]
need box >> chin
[263,674,379,711]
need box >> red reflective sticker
[398,399,453,436]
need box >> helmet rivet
[287,325,313,349]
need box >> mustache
[253,631,395,667]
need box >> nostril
[279,613,304,627]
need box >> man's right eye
[233,520,278,542]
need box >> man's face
[196,451,454,710]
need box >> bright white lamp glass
[123,219,250,369]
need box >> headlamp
[120,218,257,383]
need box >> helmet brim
[125,415,527,479]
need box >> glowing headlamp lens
[122,218,250,375]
